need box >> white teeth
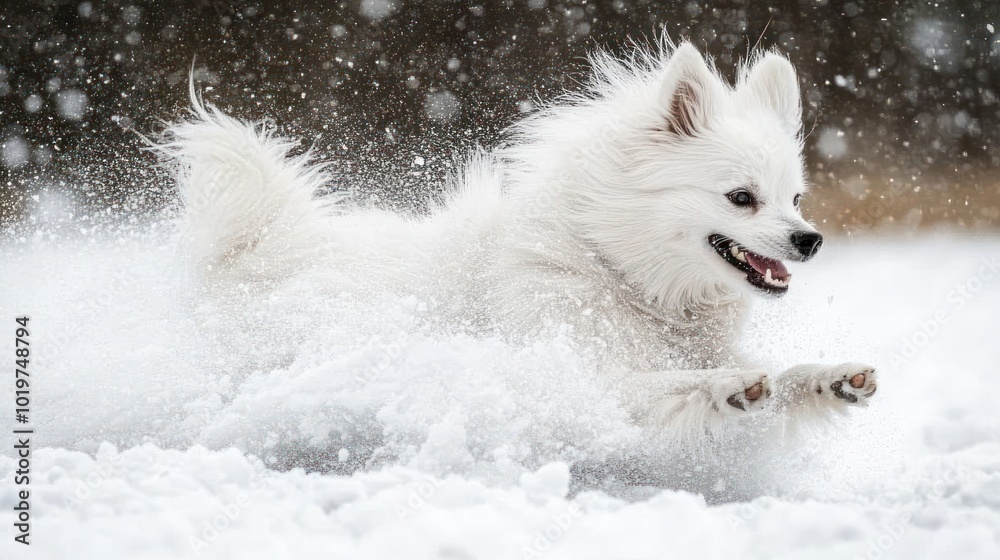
[724,242,786,288]
[762,268,789,288]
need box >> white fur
[161,40,877,441]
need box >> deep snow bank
[1,224,999,559]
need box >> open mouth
[708,234,790,295]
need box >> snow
[54,89,88,121]
[329,24,348,39]
[358,0,399,22]
[1,136,30,168]
[24,94,43,114]
[122,5,143,26]
[815,127,849,160]
[1,227,999,558]
[424,90,461,122]
[909,19,962,72]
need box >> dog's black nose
[790,231,823,259]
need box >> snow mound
[2,225,1000,558]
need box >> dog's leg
[624,369,770,439]
[769,362,878,418]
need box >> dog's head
[571,42,820,307]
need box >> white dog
[163,41,877,441]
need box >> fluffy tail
[159,84,338,282]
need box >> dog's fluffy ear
[660,43,722,138]
[743,52,802,135]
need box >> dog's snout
[790,231,823,259]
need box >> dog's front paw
[711,370,770,413]
[820,363,877,405]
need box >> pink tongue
[745,252,790,280]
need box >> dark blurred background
[1,0,998,232]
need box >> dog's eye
[726,190,756,207]
[793,194,802,207]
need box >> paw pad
[830,379,858,403]
[849,373,866,389]
[828,365,877,405]
[721,374,769,413]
